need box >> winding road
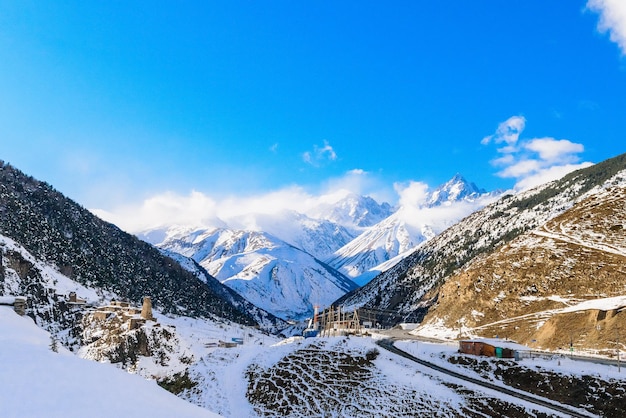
[376,338,597,418]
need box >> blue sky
[1,1,625,231]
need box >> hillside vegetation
[0,161,277,326]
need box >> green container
[495,347,503,358]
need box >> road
[376,338,597,418]
[376,327,624,370]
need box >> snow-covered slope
[147,175,495,303]
[156,227,358,320]
[326,175,500,285]
[0,307,220,418]
[231,210,356,260]
[178,333,624,417]
[324,212,428,286]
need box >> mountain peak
[312,193,393,229]
[427,174,486,207]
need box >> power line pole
[617,332,621,373]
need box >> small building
[0,296,27,316]
[128,317,147,330]
[110,300,132,309]
[92,297,157,329]
[67,292,87,306]
[459,339,527,359]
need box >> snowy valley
[1,156,626,418]
[143,175,498,319]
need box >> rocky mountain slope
[156,227,358,320]
[0,161,283,330]
[415,184,626,351]
[337,153,626,327]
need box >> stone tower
[141,296,154,320]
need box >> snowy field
[0,307,220,418]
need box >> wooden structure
[319,306,362,337]
[67,292,87,305]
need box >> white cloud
[481,115,526,148]
[91,190,222,233]
[491,154,515,167]
[483,116,592,192]
[93,169,395,234]
[523,138,584,163]
[93,167,499,242]
[391,180,501,234]
[302,140,338,166]
[587,0,626,55]
[394,181,430,209]
[319,169,392,202]
[498,159,542,178]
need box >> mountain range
[144,174,497,319]
[325,175,499,285]
[153,226,358,320]
[3,152,624,349]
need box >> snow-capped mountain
[224,193,394,260]
[326,175,500,285]
[309,193,394,230]
[324,213,428,286]
[427,174,488,207]
[155,227,358,320]
[140,210,357,261]
[233,210,357,260]
[146,175,496,302]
